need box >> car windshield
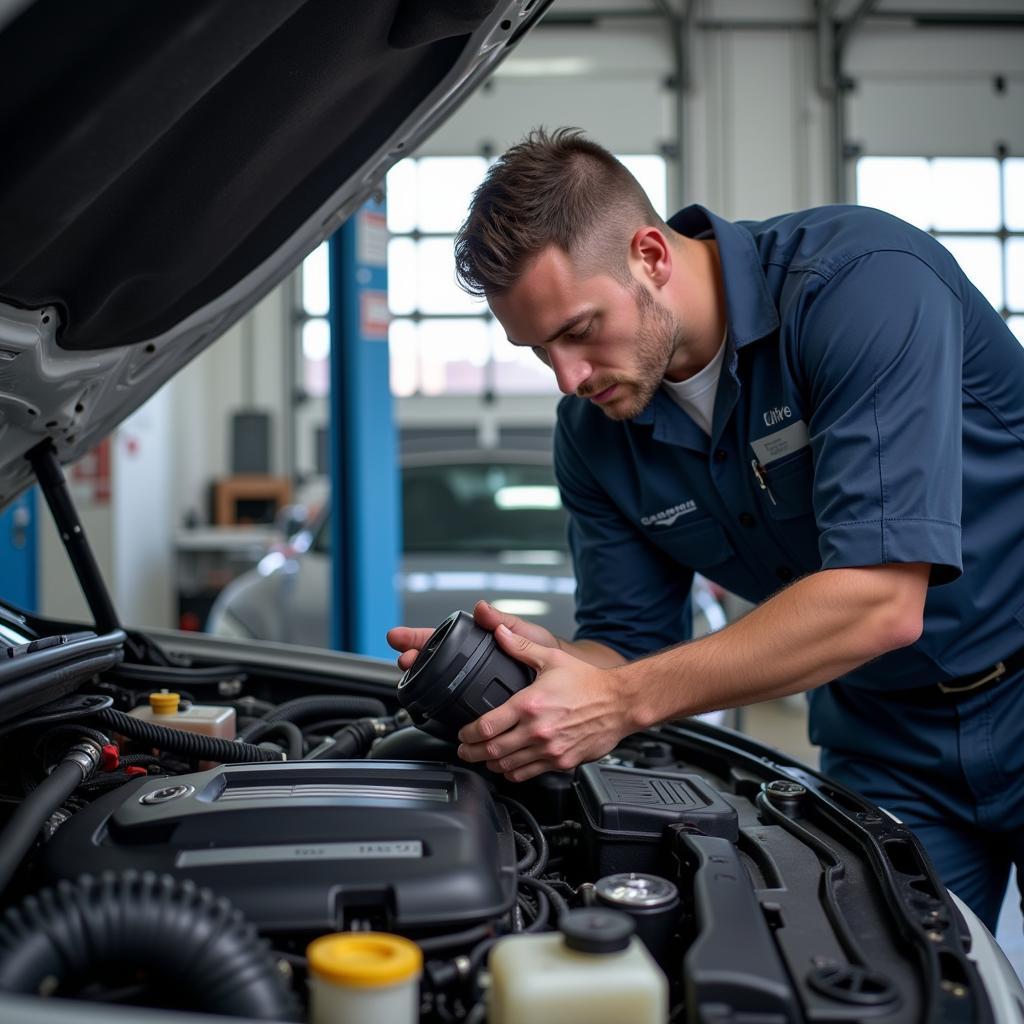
[312,460,568,555]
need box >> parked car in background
[207,448,729,646]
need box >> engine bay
[0,613,1004,1022]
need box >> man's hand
[385,599,560,671]
[456,622,637,782]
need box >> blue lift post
[327,197,400,657]
[0,489,37,611]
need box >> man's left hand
[456,623,637,781]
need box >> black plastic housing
[574,764,739,876]
[44,760,518,936]
[397,610,535,740]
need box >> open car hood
[0,0,549,509]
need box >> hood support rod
[27,441,120,635]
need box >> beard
[588,283,681,421]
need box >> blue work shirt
[554,204,1024,691]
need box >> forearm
[557,636,628,669]
[619,564,928,728]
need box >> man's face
[489,246,683,421]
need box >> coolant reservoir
[128,691,236,739]
[488,908,667,1024]
[306,932,422,1024]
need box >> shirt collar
[631,205,773,431]
[666,204,779,350]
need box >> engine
[45,761,519,936]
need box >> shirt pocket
[762,448,815,521]
[645,515,736,569]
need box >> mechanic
[387,128,1024,932]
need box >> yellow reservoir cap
[307,933,423,988]
[148,692,180,715]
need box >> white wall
[39,388,173,629]
[170,281,293,528]
[846,24,1024,159]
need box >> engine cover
[45,760,517,935]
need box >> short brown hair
[454,127,665,298]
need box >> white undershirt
[661,333,728,435]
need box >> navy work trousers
[810,666,1024,933]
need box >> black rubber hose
[514,830,538,875]
[240,719,303,760]
[308,718,379,760]
[499,796,549,878]
[35,724,110,765]
[0,871,300,1021]
[518,875,569,923]
[237,695,386,742]
[0,757,90,896]
[92,707,281,763]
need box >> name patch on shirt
[749,419,809,465]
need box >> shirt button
[776,566,794,582]
[713,449,727,463]
[738,513,756,528]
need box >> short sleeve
[796,251,963,584]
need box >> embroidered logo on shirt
[641,500,697,527]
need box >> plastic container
[128,691,236,739]
[488,908,668,1024]
[306,932,422,1024]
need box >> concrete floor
[739,696,1024,984]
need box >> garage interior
[1,0,1023,993]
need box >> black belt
[897,644,1024,703]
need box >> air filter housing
[575,764,739,876]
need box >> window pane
[1007,240,1024,312]
[618,154,668,218]
[1007,315,1024,347]
[386,159,417,234]
[415,318,491,395]
[416,237,486,315]
[416,157,489,233]
[388,237,417,316]
[856,157,931,229]
[1006,159,1024,231]
[492,321,560,396]
[930,158,1001,231]
[302,319,330,397]
[389,319,419,397]
[302,242,330,317]
[937,236,1003,311]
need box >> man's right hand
[385,599,561,672]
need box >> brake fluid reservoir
[306,932,422,1024]
[128,691,235,739]
[488,908,667,1024]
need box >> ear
[629,227,672,288]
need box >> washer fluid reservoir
[488,908,667,1024]
[128,690,235,739]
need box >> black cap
[560,908,635,954]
